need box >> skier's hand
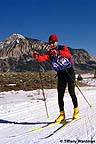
[50,49,58,56]
[33,51,39,59]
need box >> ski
[41,118,80,139]
[9,121,60,138]
[27,118,72,134]
[9,118,81,138]
[27,121,61,134]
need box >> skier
[33,34,80,122]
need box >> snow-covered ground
[76,73,96,86]
[0,74,96,144]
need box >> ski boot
[73,107,80,120]
[55,111,65,123]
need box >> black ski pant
[57,67,78,112]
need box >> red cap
[48,34,58,43]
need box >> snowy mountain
[0,33,96,72]
[0,73,96,144]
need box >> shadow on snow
[0,119,52,125]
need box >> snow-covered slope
[0,76,96,144]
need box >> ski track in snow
[0,75,96,144]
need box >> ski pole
[28,50,50,118]
[38,62,50,118]
[65,68,93,109]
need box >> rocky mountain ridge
[0,33,96,72]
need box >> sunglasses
[49,41,55,44]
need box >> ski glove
[50,49,58,56]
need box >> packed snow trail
[0,86,96,144]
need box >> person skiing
[33,34,80,122]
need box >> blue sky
[0,0,96,56]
